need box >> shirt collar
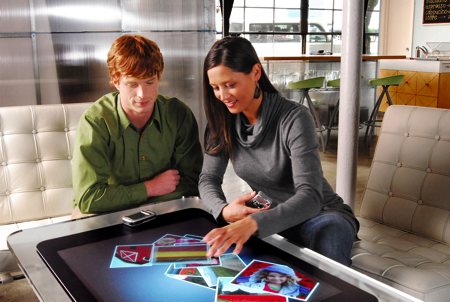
[116,94,162,133]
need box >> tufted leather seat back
[353,105,450,301]
[360,105,450,243]
[0,103,90,274]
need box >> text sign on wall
[423,0,450,24]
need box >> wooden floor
[0,277,38,302]
[319,131,373,215]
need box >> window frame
[217,0,380,55]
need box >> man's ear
[113,80,120,91]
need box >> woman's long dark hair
[202,36,278,156]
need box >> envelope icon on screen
[120,250,138,263]
[114,245,153,265]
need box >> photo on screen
[216,277,287,302]
[109,244,153,268]
[152,243,210,264]
[165,253,247,290]
[183,234,204,240]
[153,234,189,246]
[166,265,202,277]
[170,274,213,290]
[153,233,204,247]
[231,260,319,301]
[174,238,204,245]
[174,257,221,269]
[197,253,247,287]
[165,264,213,290]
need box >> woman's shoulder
[283,98,309,115]
[266,92,309,115]
[264,93,316,142]
[271,95,311,125]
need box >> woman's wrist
[218,205,229,224]
[245,215,259,236]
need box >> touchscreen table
[37,208,376,302]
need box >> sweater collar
[235,91,284,147]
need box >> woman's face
[266,272,288,285]
[207,64,261,120]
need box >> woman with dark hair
[200,36,358,266]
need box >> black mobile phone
[122,209,157,227]
[245,191,272,209]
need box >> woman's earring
[253,84,261,99]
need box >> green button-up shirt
[72,92,203,213]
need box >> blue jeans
[281,212,357,266]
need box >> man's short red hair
[107,34,164,86]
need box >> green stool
[364,75,404,148]
[288,77,326,152]
[324,78,340,151]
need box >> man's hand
[203,216,258,257]
[144,169,180,197]
[221,191,267,222]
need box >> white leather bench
[352,105,450,302]
[0,103,90,282]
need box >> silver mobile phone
[245,191,272,209]
[122,209,157,227]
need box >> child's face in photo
[266,272,288,285]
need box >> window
[215,0,380,56]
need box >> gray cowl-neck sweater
[199,92,357,238]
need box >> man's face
[114,75,159,119]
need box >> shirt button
[140,156,147,161]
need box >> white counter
[379,59,450,73]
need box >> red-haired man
[72,35,203,214]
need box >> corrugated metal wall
[0,0,215,131]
